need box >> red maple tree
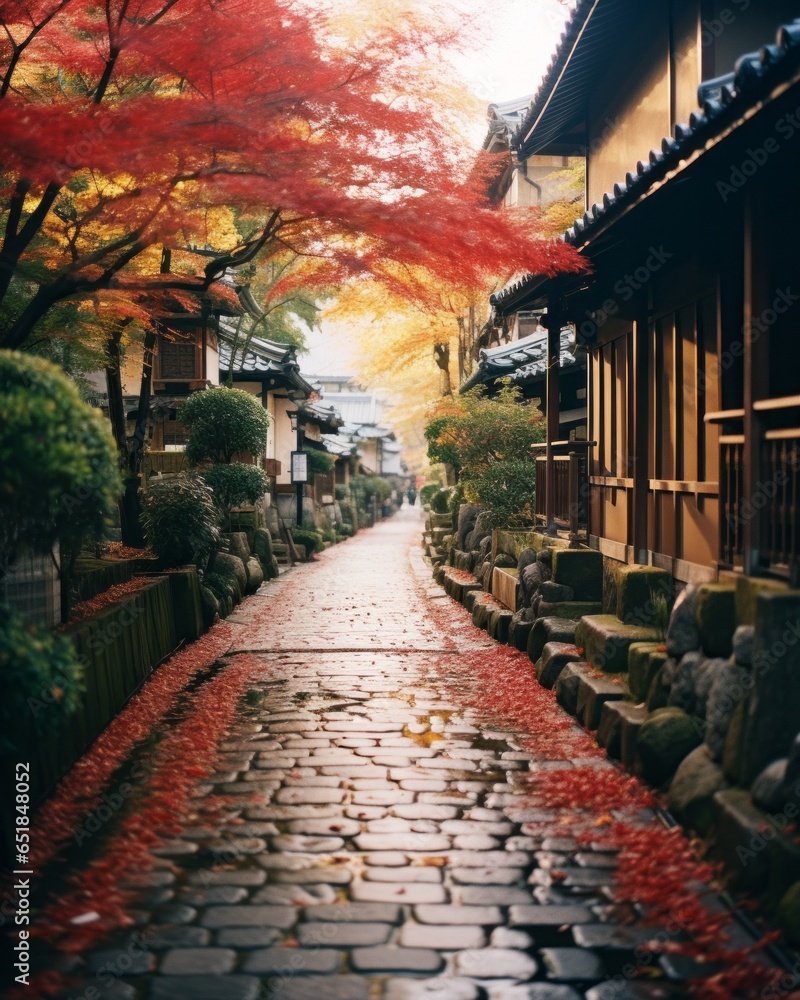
[0,0,581,349]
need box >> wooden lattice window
[159,338,199,380]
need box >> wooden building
[491,1,800,585]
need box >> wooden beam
[545,291,562,533]
[631,303,650,563]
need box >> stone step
[551,548,603,602]
[575,615,660,673]
[528,617,580,662]
[537,600,603,620]
[628,642,668,702]
[612,564,672,626]
[576,673,628,730]
[554,661,594,717]
[596,701,647,765]
[441,567,482,604]
[536,642,584,689]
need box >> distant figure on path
[406,486,417,506]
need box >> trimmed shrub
[181,386,269,465]
[430,488,452,514]
[305,449,336,480]
[140,475,220,567]
[419,483,441,506]
[291,526,323,556]
[0,351,121,564]
[0,604,84,755]
[199,463,270,514]
[462,459,537,529]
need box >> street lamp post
[289,411,308,528]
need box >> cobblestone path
[47,510,702,1000]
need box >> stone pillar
[743,591,800,785]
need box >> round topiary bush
[291,526,323,558]
[140,475,220,567]
[0,604,84,755]
[181,386,270,465]
[199,463,270,515]
[462,459,537,529]
[0,351,121,563]
[305,449,336,480]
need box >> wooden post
[742,191,768,575]
[631,305,650,563]
[545,291,562,534]
[568,450,580,540]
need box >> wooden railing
[532,441,592,538]
[709,397,800,582]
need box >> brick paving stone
[216,927,283,948]
[271,834,347,853]
[148,976,262,1000]
[241,947,341,974]
[160,947,237,975]
[297,922,393,946]
[350,778,397,790]
[142,926,212,949]
[87,948,156,975]
[400,923,486,949]
[383,978,482,1000]
[304,902,404,923]
[453,947,538,980]
[538,947,607,982]
[363,851,409,865]
[153,904,197,925]
[248,805,343,820]
[584,984,688,999]
[413,905,503,925]
[351,945,444,973]
[283,776,343,788]
[489,927,535,949]
[355,833,450,851]
[272,867,354,885]
[399,779,449,791]
[275,788,346,805]
[252,884,337,905]
[353,790,416,805]
[351,881,447,904]
[451,868,526,885]
[509,906,594,928]
[178,886,249,905]
[441,819,514,836]
[446,851,530,868]
[201,905,297,928]
[453,834,501,850]
[459,886,535,906]
[571,924,663,950]
[392,803,459,820]
[346,805,388,820]
[490,987,582,1000]
[365,866,442,883]
[262,976,370,1000]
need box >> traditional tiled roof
[483,94,535,152]
[460,328,579,393]
[297,400,343,434]
[564,19,800,248]
[321,433,355,458]
[218,331,316,396]
[492,17,800,311]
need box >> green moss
[627,642,663,702]
[777,882,800,945]
[696,584,737,656]
[637,707,702,786]
[575,615,659,673]
[614,565,672,626]
[551,549,603,602]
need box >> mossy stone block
[528,617,579,662]
[628,642,662,702]
[614,565,672,626]
[735,575,786,626]
[537,601,603,620]
[712,789,772,892]
[696,584,737,657]
[769,834,800,909]
[637,707,702,786]
[666,745,726,834]
[722,695,748,785]
[645,664,669,711]
[551,548,603,602]
[575,615,659,673]
[472,601,490,630]
[777,882,800,945]
[602,557,621,615]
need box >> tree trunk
[433,342,452,397]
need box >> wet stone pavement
[63,510,690,1000]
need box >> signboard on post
[291,451,308,484]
